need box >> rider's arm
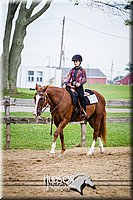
[76,69,87,87]
[80,69,87,86]
[63,70,72,86]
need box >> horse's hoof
[49,153,55,158]
[58,154,62,158]
[87,150,93,156]
[49,154,55,158]
[100,148,105,154]
[61,149,66,154]
[58,150,65,158]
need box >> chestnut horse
[33,84,106,156]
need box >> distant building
[17,65,62,89]
[17,66,107,89]
[62,68,107,85]
[115,72,133,85]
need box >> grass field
[1,111,131,118]
[2,84,132,100]
[2,111,131,149]
[84,83,132,100]
[2,122,131,150]
[1,84,132,150]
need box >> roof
[62,67,106,78]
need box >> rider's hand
[76,82,80,87]
[67,83,72,87]
[63,84,66,88]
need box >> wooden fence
[1,97,131,150]
[1,98,132,107]
[1,97,87,150]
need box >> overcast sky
[0,0,130,79]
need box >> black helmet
[72,54,83,62]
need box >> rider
[63,54,87,118]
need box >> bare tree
[69,0,131,22]
[1,0,53,94]
[1,0,132,94]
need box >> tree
[113,75,124,81]
[69,0,131,24]
[125,62,133,72]
[1,0,131,94]
[1,0,53,94]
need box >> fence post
[80,121,86,147]
[4,97,10,150]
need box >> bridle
[36,88,66,115]
[49,88,66,114]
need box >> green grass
[2,122,131,150]
[3,88,35,99]
[106,112,131,117]
[1,112,131,118]
[1,112,131,149]
[84,83,132,100]
[107,106,132,109]
[2,85,132,100]
[1,112,51,118]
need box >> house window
[28,70,34,82]
[36,71,43,82]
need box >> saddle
[66,86,98,107]
[66,86,98,121]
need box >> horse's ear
[36,83,41,90]
[42,85,49,92]
[36,83,39,90]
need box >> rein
[43,88,66,136]
[41,104,49,113]
[48,88,66,114]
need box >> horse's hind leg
[97,111,106,154]
[87,129,99,156]
[60,130,66,154]
[87,115,102,155]
[97,136,104,154]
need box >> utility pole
[59,16,65,68]
[111,60,114,84]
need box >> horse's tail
[99,111,107,144]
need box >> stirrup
[80,109,87,118]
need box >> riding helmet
[72,54,83,62]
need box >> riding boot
[79,99,87,118]
[80,107,87,118]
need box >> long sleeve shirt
[64,66,87,86]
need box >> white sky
[0,0,130,79]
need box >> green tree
[1,0,53,94]
[113,75,124,81]
[125,62,133,72]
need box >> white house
[17,65,62,89]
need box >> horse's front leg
[50,119,67,155]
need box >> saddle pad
[85,94,98,104]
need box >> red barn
[115,72,133,85]
[62,68,107,85]
[86,68,107,84]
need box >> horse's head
[33,84,49,116]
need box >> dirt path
[2,147,132,199]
